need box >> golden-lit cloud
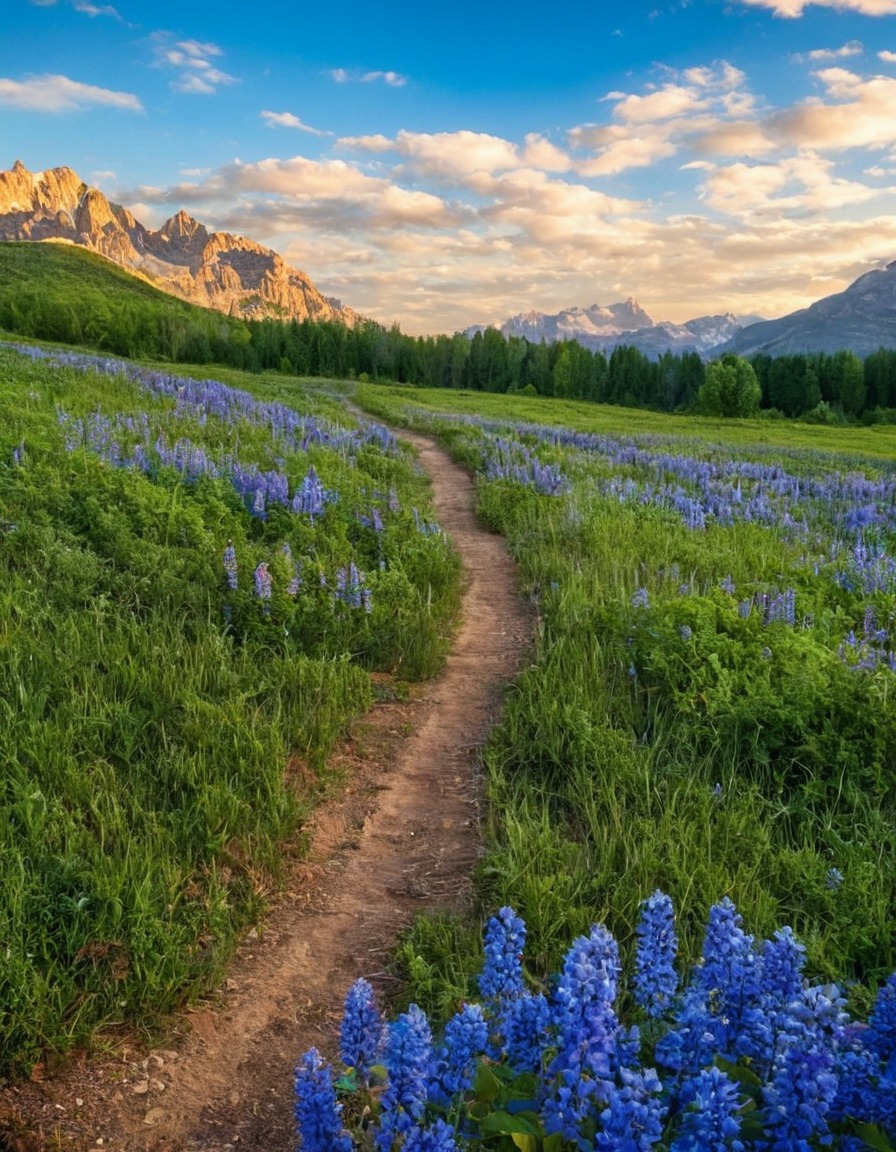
[735,0,896,16]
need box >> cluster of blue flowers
[57,408,339,523]
[295,896,896,1150]
[12,341,396,458]
[482,436,569,497]
[222,543,372,614]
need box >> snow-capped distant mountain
[468,301,755,359]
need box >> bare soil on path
[0,429,533,1152]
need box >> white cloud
[879,50,896,63]
[362,70,406,87]
[0,73,142,112]
[153,36,236,95]
[329,68,407,86]
[571,62,758,174]
[769,68,896,150]
[341,128,573,181]
[734,0,896,16]
[260,110,327,135]
[698,151,888,216]
[794,40,864,62]
[72,0,126,18]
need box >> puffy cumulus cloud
[694,119,778,156]
[152,36,236,94]
[599,81,712,124]
[393,130,520,180]
[880,50,896,62]
[698,151,889,216]
[734,0,896,14]
[0,72,142,112]
[571,63,757,174]
[120,156,468,236]
[340,128,574,182]
[260,110,327,135]
[770,68,896,150]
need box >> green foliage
[354,385,896,1017]
[697,354,762,417]
[0,344,462,1073]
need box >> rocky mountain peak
[0,161,361,327]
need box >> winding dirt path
[1,429,532,1152]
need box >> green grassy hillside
[0,340,460,1075]
[0,241,251,361]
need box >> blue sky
[3,0,896,333]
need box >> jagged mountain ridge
[715,262,896,359]
[0,161,361,327]
[470,301,754,359]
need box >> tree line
[2,242,895,422]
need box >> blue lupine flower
[679,624,693,641]
[826,868,844,890]
[633,587,650,609]
[670,1066,745,1151]
[634,891,678,1019]
[498,991,551,1072]
[375,1004,432,1152]
[478,907,526,1000]
[762,1042,838,1151]
[339,978,383,1081]
[694,898,763,1061]
[596,1066,666,1151]
[401,1118,460,1151]
[543,924,622,1141]
[222,542,238,591]
[294,1047,353,1152]
[760,926,806,1009]
[430,1003,488,1101]
[254,562,272,600]
[868,973,896,1062]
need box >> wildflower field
[0,343,460,1074]
[316,381,896,1149]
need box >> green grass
[354,381,896,463]
[354,381,896,1020]
[0,343,462,1075]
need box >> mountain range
[470,302,764,359]
[2,161,895,360]
[0,161,360,327]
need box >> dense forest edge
[3,241,896,423]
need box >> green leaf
[854,1122,896,1152]
[510,1136,538,1152]
[481,1111,540,1137]
[474,1062,504,1104]
[543,1134,564,1152]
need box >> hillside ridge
[0,160,361,328]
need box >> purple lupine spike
[634,890,679,1020]
[340,978,383,1080]
[222,542,238,591]
[294,1047,353,1152]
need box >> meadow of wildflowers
[354,384,896,1015]
[0,343,460,1073]
[297,898,896,1150]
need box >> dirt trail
[1,429,532,1152]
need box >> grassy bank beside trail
[0,346,461,1076]
[354,382,896,1021]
